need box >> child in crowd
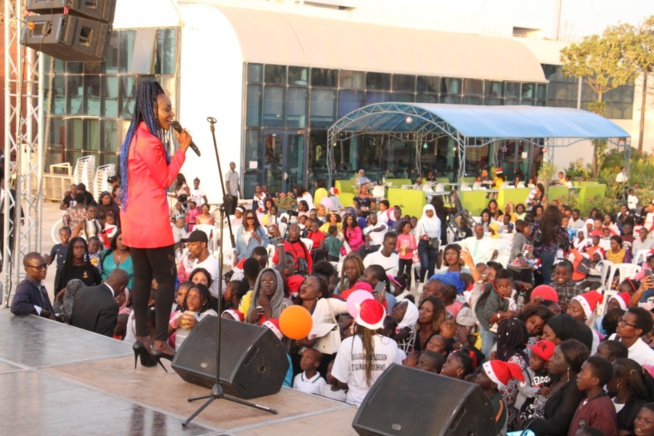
[46,226,71,271]
[552,260,584,311]
[516,340,554,412]
[425,334,450,356]
[440,349,477,380]
[567,355,618,436]
[222,279,249,321]
[396,220,417,282]
[324,225,343,262]
[87,236,103,275]
[594,340,628,362]
[475,360,524,435]
[318,359,347,402]
[402,350,420,368]
[293,348,327,395]
[628,188,639,211]
[102,213,118,242]
[416,351,445,373]
[474,268,516,358]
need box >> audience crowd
[11,173,654,436]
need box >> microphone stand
[208,117,235,249]
[182,117,277,428]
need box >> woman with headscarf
[246,268,293,325]
[390,299,419,352]
[541,313,595,353]
[416,204,441,282]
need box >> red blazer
[121,122,185,249]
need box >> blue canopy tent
[326,103,631,185]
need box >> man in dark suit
[11,252,57,319]
[70,269,129,337]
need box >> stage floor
[0,309,357,435]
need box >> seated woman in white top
[169,283,217,350]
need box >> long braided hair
[119,81,170,209]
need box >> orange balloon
[279,305,313,340]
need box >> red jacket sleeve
[136,133,185,189]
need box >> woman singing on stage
[119,81,192,368]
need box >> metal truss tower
[3,0,45,306]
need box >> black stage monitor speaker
[172,317,289,400]
[21,14,111,62]
[352,364,496,436]
[26,0,117,23]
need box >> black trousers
[226,193,239,215]
[130,245,176,342]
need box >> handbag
[314,299,342,355]
[423,224,439,249]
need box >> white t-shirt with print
[331,334,403,407]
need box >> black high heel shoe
[132,341,157,369]
[150,348,175,373]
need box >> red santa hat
[341,282,374,300]
[329,187,339,196]
[531,285,559,303]
[287,275,305,297]
[482,360,525,388]
[572,290,604,319]
[609,292,630,310]
[262,319,284,340]
[495,168,503,175]
[355,299,386,330]
[222,309,244,322]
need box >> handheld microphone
[170,121,201,157]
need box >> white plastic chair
[472,182,482,190]
[634,249,650,265]
[460,183,471,191]
[500,181,511,189]
[516,181,525,188]
[301,237,314,252]
[601,263,640,314]
[596,260,614,292]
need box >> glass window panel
[157,76,176,106]
[68,76,84,115]
[464,79,484,96]
[441,78,461,95]
[264,65,286,84]
[393,75,415,92]
[522,83,535,100]
[311,68,338,87]
[340,71,365,89]
[365,91,391,104]
[391,92,414,102]
[463,96,483,105]
[485,81,504,97]
[68,119,84,150]
[366,73,391,90]
[84,62,102,75]
[103,120,119,153]
[287,87,308,128]
[130,28,157,74]
[155,28,177,75]
[47,149,64,166]
[247,64,263,83]
[244,129,262,198]
[338,90,365,117]
[308,130,329,177]
[86,120,101,151]
[536,84,547,100]
[65,150,84,165]
[485,98,503,106]
[102,76,119,118]
[99,153,118,166]
[53,75,66,115]
[120,76,136,119]
[49,117,66,150]
[416,94,438,103]
[246,85,263,127]
[440,94,462,104]
[67,62,83,74]
[119,30,136,73]
[417,76,439,93]
[85,75,101,117]
[104,31,119,74]
[505,82,521,99]
[263,86,286,127]
[310,89,336,127]
[288,67,308,86]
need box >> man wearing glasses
[609,307,654,366]
[11,252,58,320]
